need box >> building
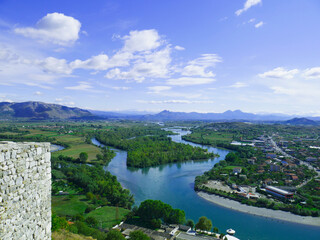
[306,157,317,162]
[265,186,294,199]
[233,167,242,174]
[270,164,280,172]
[176,232,218,240]
[266,153,277,159]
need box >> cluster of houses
[113,223,240,240]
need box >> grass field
[52,230,95,240]
[17,128,102,161]
[52,195,89,216]
[187,131,234,144]
[52,195,130,229]
[86,206,130,229]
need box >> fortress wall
[0,141,51,240]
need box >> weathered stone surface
[0,142,51,240]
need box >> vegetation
[195,216,212,231]
[129,230,151,240]
[136,199,186,227]
[52,156,134,209]
[95,127,216,168]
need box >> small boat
[226,229,236,235]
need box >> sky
[0,0,320,115]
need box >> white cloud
[148,86,172,93]
[0,94,14,102]
[138,100,214,104]
[122,29,161,52]
[174,45,185,51]
[40,57,72,74]
[235,0,262,16]
[14,13,81,46]
[166,77,215,86]
[270,86,297,96]
[230,82,248,88]
[105,46,171,82]
[111,86,130,90]
[255,21,264,28]
[303,67,320,79]
[181,54,222,77]
[258,67,299,79]
[70,54,109,70]
[34,91,43,95]
[248,18,256,23]
[0,46,59,88]
[65,81,93,91]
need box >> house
[270,164,280,172]
[176,232,219,240]
[266,153,277,159]
[247,158,256,165]
[233,167,242,174]
[306,157,317,162]
[264,179,273,185]
[265,159,272,164]
[179,225,192,232]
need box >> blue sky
[0,0,320,115]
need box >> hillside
[285,117,318,125]
[0,102,92,120]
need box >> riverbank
[197,191,320,227]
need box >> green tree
[186,219,194,229]
[195,216,212,231]
[105,230,125,240]
[86,192,95,201]
[79,152,88,163]
[129,230,151,240]
[52,214,68,231]
[85,216,98,228]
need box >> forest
[95,128,216,168]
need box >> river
[50,144,65,152]
[92,128,320,240]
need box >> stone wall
[0,141,51,240]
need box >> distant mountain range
[0,102,93,120]
[0,101,319,124]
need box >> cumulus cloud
[105,46,171,82]
[70,54,109,70]
[258,67,299,79]
[166,77,215,86]
[40,57,72,74]
[122,29,161,52]
[255,21,264,28]
[303,67,320,79]
[14,13,81,46]
[235,0,262,16]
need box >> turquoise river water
[91,128,320,240]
